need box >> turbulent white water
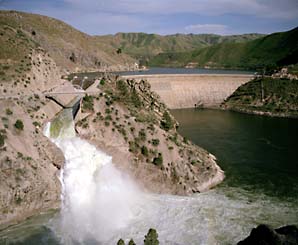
[41,111,298,245]
[44,114,143,244]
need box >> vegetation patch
[14,119,24,130]
[160,111,174,131]
[82,95,94,112]
[223,77,298,117]
[153,153,163,166]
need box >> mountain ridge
[149,27,298,70]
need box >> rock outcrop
[75,76,224,195]
[238,224,298,245]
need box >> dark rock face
[238,224,298,245]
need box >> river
[1,109,297,245]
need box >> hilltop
[149,27,298,70]
[0,10,136,75]
[97,32,264,62]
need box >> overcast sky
[0,0,297,35]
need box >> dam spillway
[123,74,254,109]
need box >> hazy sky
[0,0,297,35]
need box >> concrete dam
[123,74,254,109]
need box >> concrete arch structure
[123,74,254,109]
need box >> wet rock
[238,224,298,245]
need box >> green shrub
[152,139,160,146]
[160,111,174,131]
[153,153,163,166]
[117,239,125,245]
[141,145,149,156]
[144,228,159,245]
[116,80,128,97]
[138,129,146,141]
[5,108,13,115]
[135,112,156,123]
[33,121,41,127]
[131,90,142,108]
[14,119,24,130]
[100,78,105,85]
[128,239,136,245]
[82,95,94,112]
[105,115,112,121]
[0,133,5,147]
[17,152,23,158]
[129,141,139,153]
[15,197,22,205]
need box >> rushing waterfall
[44,109,142,244]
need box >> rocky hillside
[222,77,298,118]
[0,10,136,73]
[149,27,298,69]
[75,75,224,195]
[0,48,66,228]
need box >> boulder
[238,224,298,245]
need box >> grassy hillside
[0,10,266,72]
[222,77,298,117]
[149,27,298,70]
[0,10,135,74]
[96,32,264,60]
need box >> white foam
[46,121,142,243]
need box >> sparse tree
[14,119,24,131]
[128,239,136,245]
[117,238,125,245]
[144,228,159,245]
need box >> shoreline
[221,106,298,119]
[172,106,298,120]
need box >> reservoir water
[117,67,255,76]
[1,109,297,244]
[68,67,255,81]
